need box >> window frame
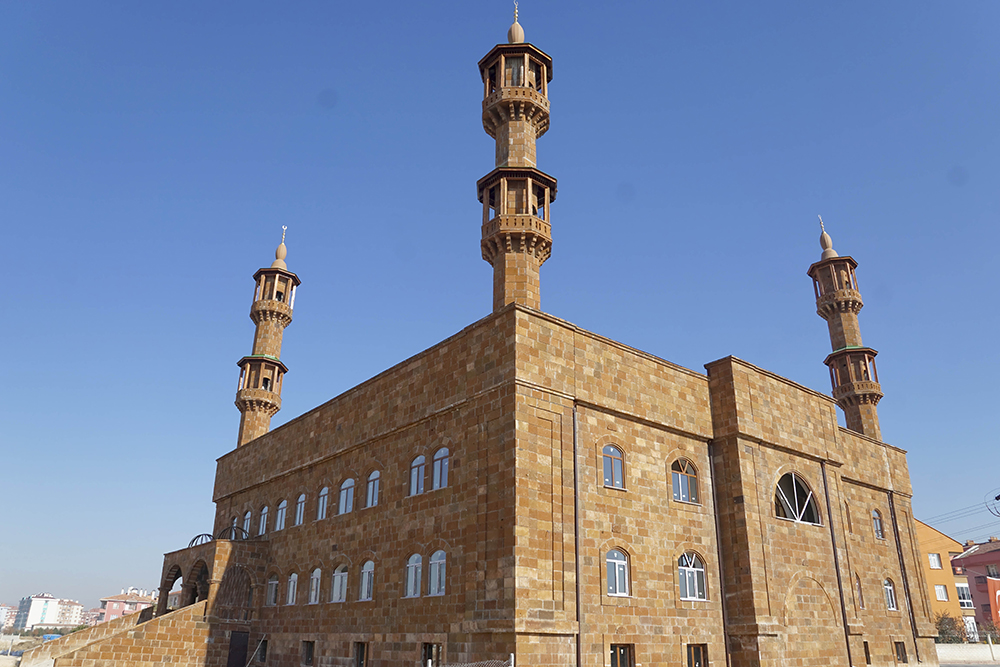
[366,471,380,508]
[286,573,298,605]
[259,506,269,536]
[872,509,885,540]
[295,494,306,526]
[602,445,626,490]
[359,561,374,601]
[331,564,348,603]
[774,472,822,525]
[934,584,949,601]
[265,575,279,606]
[855,573,865,609]
[928,553,942,569]
[957,582,974,609]
[275,500,287,531]
[432,448,450,490]
[606,548,630,597]
[678,552,708,601]
[317,487,329,520]
[671,459,699,504]
[405,554,422,598]
[243,511,252,534]
[410,456,426,496]
[884,578,897,611]
[308,568,321,604]
[339,479,355,515]
[429,550,446,596]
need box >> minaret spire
[478,13,556,311]
[235,229,301,447]
[807,220,883,439]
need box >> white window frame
[265,576,278,606]
[410,456,426,496]
[957,583,974,609]
[339,479,355,515]
[429,550,446,596]
[934,584,949,601]
[295,494,306,526]
[884,579,897,610]
[603,445,625,489]
[872,509,885,540]
[774,472,821,525]
[928,553,942,569]
[606,549,629,597]
[331,565,348,603]
[405,554,422,598]
[286,573,297,605]
[308,569,321,604]
[275,500,287,531]
[242,511,252,534]
[366,471,380,508]
[678,552,707,601]
[259,506,269,535]
[432,448,449,490]
[359,561,374,601]
[317,487,329,520]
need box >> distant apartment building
[13,594,84,630]
[0,604,15,630]
[914,519,978,640]
[953,537,1000,630]
[98,587,156,623]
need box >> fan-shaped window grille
[774,473,820,525]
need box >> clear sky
[1,1,997,609]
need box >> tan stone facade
[23,19,939,667]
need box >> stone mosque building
[24,13,938,667]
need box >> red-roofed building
[98,587,156,624]
[952,537,1000,629]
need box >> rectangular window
[957,583,974,608]
[983,603,992,616]
[686,644,707,667]
[928,553,942,569]
[894,641,907,663]
[354,643,368,667]
[976,576,988,585]
[935,585,949,601]
[302,641,315,666]
[610,644,634,667]
[988,564,999,577]
[258,639,268,662]
[863,641,871,665]
[421,643,442,667]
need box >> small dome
[508,19,524,44]
[819,230,838,260]
[271,227,288,269]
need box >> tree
[934,611,967,644]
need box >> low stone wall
[20,609,153,667]
[937,642,1000,663]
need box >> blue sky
[1,1,997,609]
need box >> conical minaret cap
[818,216,839,260]
[508,3,524,43]
[271,226,288,269]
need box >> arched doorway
[215,566,254,622]
[781,576,848,667]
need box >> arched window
[603,445,625,489]
[884,578,897,610]
[242,511,252,534]
[855,574,865,609]
[359,561,375,601]
[405,554,422,598]
[231,515,238,528]
[317,487,329,520]
[606,549,629,597]
[410,456,426,496]
[259,506,269,535]
[432,448,450,490]
[678,552,707,601]
[845,502,853,533]
[339,479,355,515]
[295,494,306,526]
[774,473,820,525]
[275,500,287,530]
[265,575,278,606]
[872,509,885,540]
[671,459,699,503]
[331,564,348,603]
[286,573,298,605]
[366,471,380,508]
[308,568,321,604]
[429,551,446,596]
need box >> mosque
[22,12,937,667]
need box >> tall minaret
[807,218,883,439]
[477,7,557,312]
[235,228,301,447]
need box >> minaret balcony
[235,387,281,415]
[482,87,550,139]
[250,298,293,327]
[481,214,552,264]
[816,288,864,318]
[833,381,883,406]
